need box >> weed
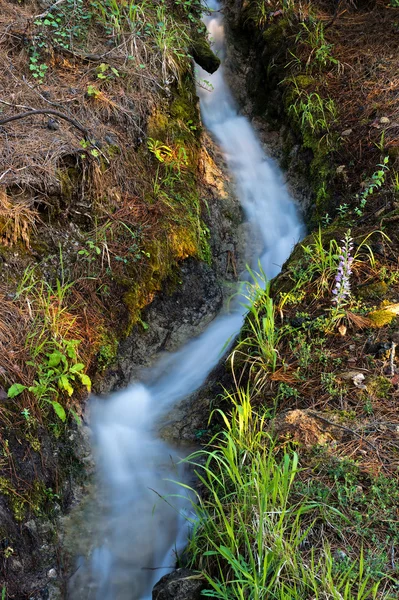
[337,203,350,218]
[78,240,102,262]
[147,138,173,163]
[289,331,312,368]
[182,392,389,599]
[289,89,337,147]
[8,339,91,422]
[231,269,279,392]
[96,62,120,81]
[320,371,343,398]
[296,20,340,72]
[354,157,389,217]
[28,49,48,83]
[278,382,300,400]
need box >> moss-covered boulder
[190,31,221,74]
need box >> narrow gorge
[0,0,399,598]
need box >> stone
[341,129,353,137]
[152,569,205,600]
[380,116,390,125]
[190,30,221,74]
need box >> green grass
[180,390,392,599]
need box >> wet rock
[190,30,221,74]
[152,569,205,600]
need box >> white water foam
[82,2,304,598]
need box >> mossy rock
[368,309,397,327]
[367,375,393,399]
[262,19,290,53]
[190,32,220,74]
[295,75,316,89]
[357,281,388,301]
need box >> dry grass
[0,188,38,248]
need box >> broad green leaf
[69,363,85,373]
[7,383,27,398]
[50,401,66,422]
[79,373,92,392]
[58,375,74,396]
[47,352,62,367]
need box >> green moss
[25,431,41,452]
[262,19,290,52]
[368,309,397,327]
[0,477,26,521]
[190,30,220,74]
[357,281,388,301]
[368,376,393,399]
[97,332,118,370]
[295,75,315,89]
[57,166,80,203]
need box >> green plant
[231,268,279,392]
[278,382,300,400]
[29,49,48,83]
[320,371,343,398]
[289,89,337,146]
[289,331,312,368]
[181,392,387,599]
[322,212,332,226]
[80,139,101,158]
[174,0,202,22]
[296,20,340,71]
[21,408,31,421]
[300,227,341,296]
[354,157,389,216]
[78,239,102,261]
[337,203,350,218]
[96,62,120,80]
[147,138,173,162]
[8,339,91,422]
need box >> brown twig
[0,109,90,137]
[33,0,67,20]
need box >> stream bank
[174,1,399,598]
[0,0,254,596]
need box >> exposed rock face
[152,569,206,600]
[97,137,249,392]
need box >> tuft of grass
[230,268,280,393]
[181,390,390,599]
[0,189,37,249]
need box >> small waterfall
[82,2,304,598]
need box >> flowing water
[84,2,304,598]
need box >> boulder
[152,569,205,600]
[190,32,221,73]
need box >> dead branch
[33,0,67,20]
[0,109,90,137]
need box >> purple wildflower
[332,230,353,308]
